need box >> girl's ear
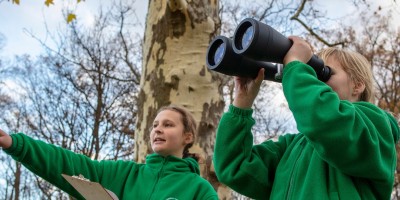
[353,81,365,97]
[184,132,194,144]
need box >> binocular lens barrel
[232,18,331,82]
[233,19,292,63]
[206,35,282,81]
[206,18,332,82]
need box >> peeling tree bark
[135,0,231,198]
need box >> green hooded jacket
[214,61,399,200]
[4,133,218,200]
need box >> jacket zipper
[149,157,167,200]
[285,138,306,200]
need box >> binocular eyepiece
[206,18,332,82]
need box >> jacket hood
[146,154,200,175]
[183,157,200,175]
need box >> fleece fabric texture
[214,61,399,200]
[4,133,218,200]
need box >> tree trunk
[13,162,21,200]
[135,0,231,198]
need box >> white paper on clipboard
[62,174,119,200]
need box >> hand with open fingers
[0,129,12,149]
[283,36,313,65]
[233,68,265,109]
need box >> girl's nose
[153,126,162,133]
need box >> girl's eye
[165,123,173,127]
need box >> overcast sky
[0,0,398,59]
[0,0,148,58]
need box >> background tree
[0,1,142,199]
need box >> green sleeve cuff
[283,60,317,78]
[3,133,24,156]
[229,104,253,117]
[283,60,303,72]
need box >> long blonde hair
[317,47,374,102]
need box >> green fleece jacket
[4,133,218,200]
[214,61,399,200]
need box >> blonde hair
[317,47,374,102]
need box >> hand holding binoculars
[206,18,331,82]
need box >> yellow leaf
[12,0,20,5]
[67,13,77,23]
[45,0,54,7]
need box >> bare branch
[290,0,346,47]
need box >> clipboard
[62,174,119,200]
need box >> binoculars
[206,18,332,82]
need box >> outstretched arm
[0,129,12,149]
